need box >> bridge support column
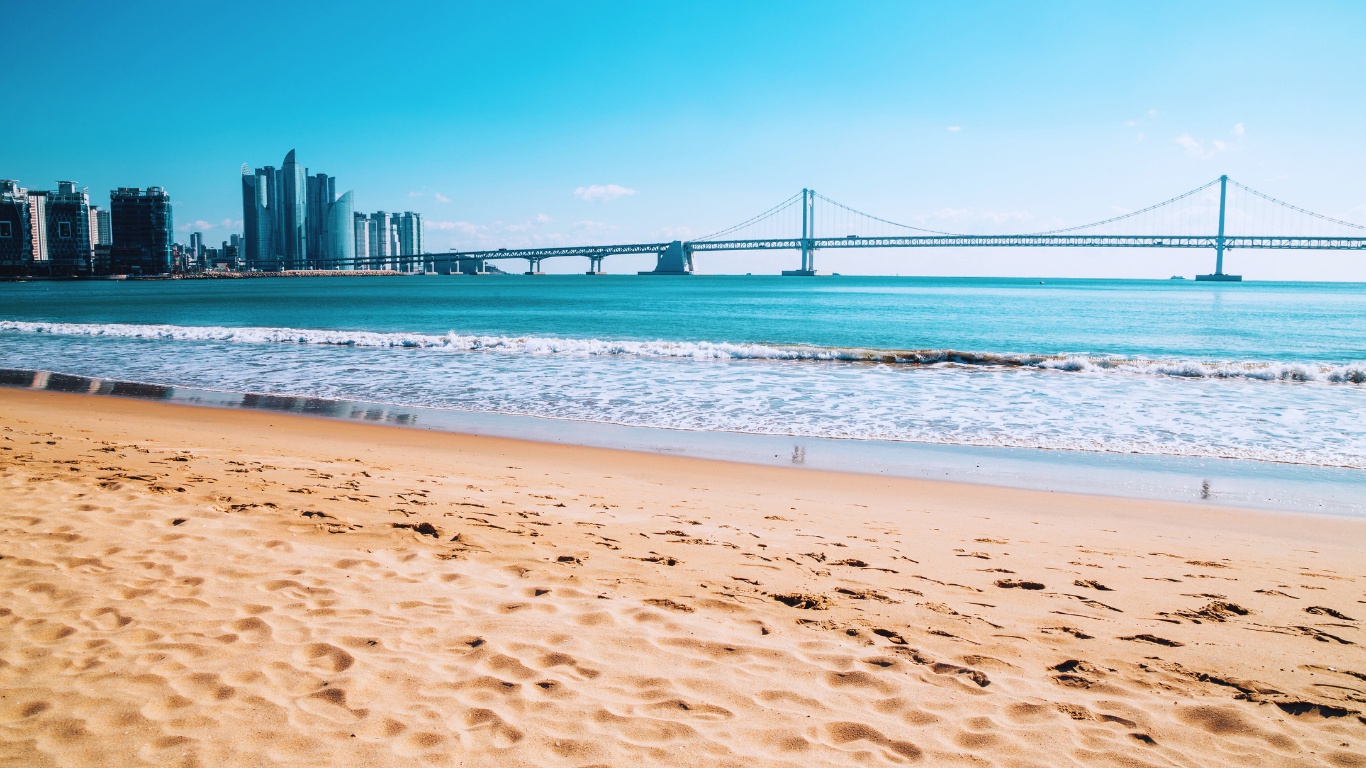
[783,188,818,275]
[525,257,545,275]
[586,254,606,274]
[459,258,489,275]
[1196,175,1241,282]
[639,241,693,275]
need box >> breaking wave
[2,320,1363,384]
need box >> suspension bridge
[402,176,1366,280]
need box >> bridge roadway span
[406,234,1366,275]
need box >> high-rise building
[0,181,31,272]
[43,182,93,274]
[278,150,306,270]
[88,206,108,248]
[110,186,174,274]
[306,172,334,267]
[27,191,48,265]
[241,164,275,270]
[243,151,353,271]
[353,213,370,268]
[369,211,392,267]
[395,211,423,265]
[326,190,355,269]
[189,232,204,265]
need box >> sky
[6,0,1366,279]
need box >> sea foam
[2,320,1363,384]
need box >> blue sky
[6,1,1365,278]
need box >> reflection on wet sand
[0,368,418,427]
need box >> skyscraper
[243,151,353,271]
[189,231,204,268]
[87,206,108,248]
[306,172,335,267]
[0,181,31,273]
[369,211,392,267]
[41,182,93,274]
[27,191,48,265]
[353,212,371,268]
[326,190,355,269]
[110,186,174,274]
[241,164,275,270]
[395,212,424,268]
[278,150,306,270]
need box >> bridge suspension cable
[1026,178,1223,236]
[695,191,804,241]
[1227,179,1366,233]
[810,192,961,236]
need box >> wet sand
[0,387,1362,767]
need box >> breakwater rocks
[175,270,412,279]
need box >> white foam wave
[2,320,1363,384]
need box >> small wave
[2,320,1362,384]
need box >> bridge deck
[420,234,1366,264]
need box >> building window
[0,221,10,238]
[58,221,72,239]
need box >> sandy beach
[0,387,1362,767]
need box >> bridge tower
[782,189,818,275]
[1196,175,1241,282]
[525,256,545,275]
[586,254,606,275]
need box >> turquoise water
[3,276,1365,361]
[2,275,1364,468]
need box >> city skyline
[5,1,1366,279]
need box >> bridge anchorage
[418,175,1366,278]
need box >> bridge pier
[639,241,693,275]
[524,256,545,275]
[586,254,606,275]
[459,258,490,275]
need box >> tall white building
[353,213,370,267]
[369,211,392,266]
[325,190,355,269]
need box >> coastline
[3,368,1364,516]
[1,387,1363,766]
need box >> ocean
[2,275,1364,507]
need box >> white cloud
[1176,133,1210,158]
[427,221,486,237]
[1176,124,1246,159]
[408,191,423,198]
[574,184,637,203]
[1147,109,1158,117]
[535,213,551,223]
[1124,120,1137,127]
[177,219,217,232]
[1137,132,1145,143]
[947,126,961,132]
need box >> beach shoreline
[5,370,1364,517]
[1,387,1362,766]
